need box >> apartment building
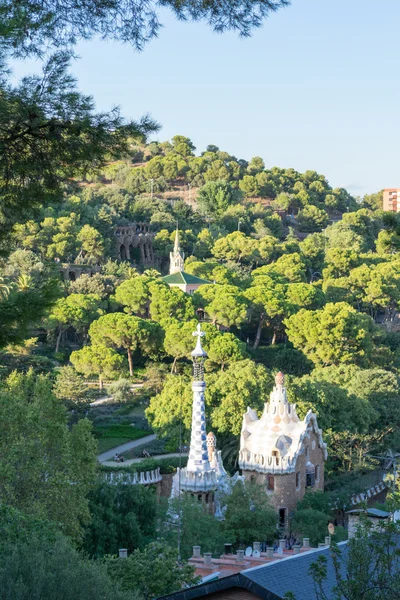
[383,188,400,212]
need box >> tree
[107,379,135,403]
[245,277,289,348]
[76,225,105,264]
[207,333,247,370]
[83,483,158,558]
[0,371,97,541]
[212,231,259,265]
[115,276,153,317]
[0,275,59,349]
[0,534,132,600]
[4,1,290,57]
[288,376,376,433]
[285,303,376,367]
[164,496,225,560]
[253,252,307,282]
[205,285,249,328]
[149,284,195,322]
[210,360,272,435]
[197,180,242,217]
[70,344,124,389]
[297,205,329,232]
[163,320,198,373]
[53,365,89,404]
[106,542,199,600]
[47,293,104,351]
[222,481,277,546]
[299,521,400,600]
[89,313,163,376]
[146,376,193,446]
[0,54,156,247]
[285,283,325,311]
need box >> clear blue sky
[10,0,400,196]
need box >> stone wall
[243,429,325,526]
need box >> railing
[102,467,162,486]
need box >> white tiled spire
[180,324,217,492]
[169,227,185,274]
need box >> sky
[10,0,400,196]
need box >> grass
[94,424,150,454]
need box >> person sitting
[114,453,119,462]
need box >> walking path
[97,434,156,462]
[101,451,188,468]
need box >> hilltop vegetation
[1,132,399,593]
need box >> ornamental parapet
[238,451,297,474]
[102,467,162,485]
[178,467,218,492]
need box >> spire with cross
[185,324,212,473]
[169,226,184,274]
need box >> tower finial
[191,324,207,358]
[275,371,285,387]
[174,225,180,252]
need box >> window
[305,446,310,459]
[250,475,256,484]
[296,472,300,489]
[315,465,320,482]
[266,475,275,491]
[279,508,286,527]
[312,440,316,450]
[306,472,315,488]
[272,450,279,465]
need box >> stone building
[115,223,155,266]
[163,229,210,294]
[239,372,327,527]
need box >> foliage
[107,378,135,403]
[0,370,97,541]
[222,481,278,546]
[285,303,376,367]
[106,541,199,600]
[53,365,89,403]
[0,534,132,600]
[299,522,400,600]
[83,483,157,558]
[210,360,273,435]
[70,344,124,388]
[164,495,225,560]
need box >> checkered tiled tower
[180,324,217,492]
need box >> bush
[107,379,135,403]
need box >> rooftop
[160,543,350,600]
[162,271,210,285]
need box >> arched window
[296,472,301,490]
[315,465,320,482]
[305,446,310,459]
[266,475,274,491]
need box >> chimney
[192,546,201,558]
[325,536,331,546]
[303,538,310,548]
[279,539,286,551]
[253,542,261,553]
[293,545,301,555]
[224,543,233,555]
[236,550,245,563]
[203,553,212,566]
[266,547,274,558]
[118,549,128,559]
